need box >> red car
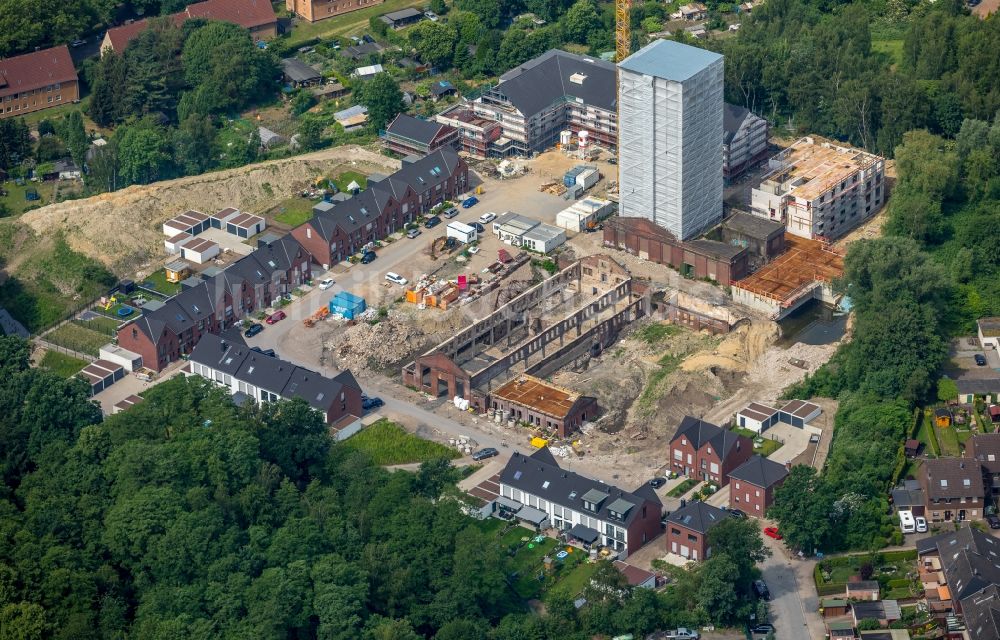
[265,310,286,325]
[763,526,783,540]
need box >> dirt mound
[681,322,781,374]
[19,145,397,274]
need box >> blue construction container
[563,165,585,188]
[329,291,366,320]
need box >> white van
[899,509,916,534]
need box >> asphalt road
[759,534,823,640]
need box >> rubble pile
[326,314,427,375]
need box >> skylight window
[268,260,277,268]
[542,481,550,489]
[316,393,324,401]
[964,479,972,487]
[247,366,254,374]
[514,470,522,480]
[941,479,948,487]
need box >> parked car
[362,396,384,410]
[360,251,376,264]
[406,228,422,239]
[763,526,783,540]
[385,272,408,285]
[648,477,667,488]
[244,322,263,337]
[468,245,480,254]
[472,447,499,461]
[727,507,748,519]
[462,196,480,208]
[424,215,442,229]
[752,579,770,600]
[987,514,1000,529]
[915,516,928,532]
[251,346,276,357]
[424,10,439,20]
[471,222,485,233]
[71,38,86,47]
[976,354,988,366]
[442,207,460,218]
[749,623,775,635]
[318,278,335,290]
[478,211,496,223]
[664,629,700,640]
[265,310,286,324]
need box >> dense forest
[0,336,772,638]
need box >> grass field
[635,322,682,345]
[732,428,784,457]
[272,198,317,226]
[344,419,460,465]
[39,350,88,378]
[44,323,110,356]
[333,170,368,193]
[72,315,119,336]
[0,180,57,217]
[284,0,426,45]
[872,39,904,66]
[936,421,962,457]
[140,270,182,297]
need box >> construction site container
[329,291,366,320]
[555,197,616,232]
[563,165,585,187]
[446,221,478,244]
[575,167,599,190]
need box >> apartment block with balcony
[750,136,886,241]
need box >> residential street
[760,533,824,640]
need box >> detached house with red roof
[669,416,753,486]
[0,46,79,118]
[101,0,277,55]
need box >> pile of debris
[326,314,427,375]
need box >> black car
[471,222,485,233]
[649,477,667,488]
[727,507,748,519]
[251,346,276,357]
[424,215,442,229]
[362,396,384,411]
[360,251,377,264]
[752,579,770,601]
[244,322,263,338]
[471,447,499,461]
[749,623,774,635]
[976,354,988,366]
[987,514,1000,529]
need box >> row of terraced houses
[116,148,468,371]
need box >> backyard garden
[814,549,920,599]
[38,350,88,378]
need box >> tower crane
[615,0,631,63]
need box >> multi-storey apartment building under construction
[441,50,617,158]
[750,136,886,241]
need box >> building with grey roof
[723,102,769,182]
[281,57,322,87]
[473,49,618,155]
[188,332,362,424]
[728,454,789,517]
[618,38,724,241]
[383,113,458,156]
[665,501,731,561]
[669,415,753,487]
[497,447,662,558]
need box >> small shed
[935,407,952,428]
[281,57,322,87]
[989,405,1000,423]
[55,159,81,180]
[827,621,856,640]
[165,259,193,283]
[379,7,424,29]
[99,344,143,371]
[164,231,192,254]
[112,394,144,414]
[820,598,849,618]
[905,439,921,457]
[258,126,286,149]
[847,580,881,602]
[353,64,384,80]
[737,401,780,433]
[179,236,221,264]
[335,105,369,131]
[430,80,456,100]
[162,210,210,237]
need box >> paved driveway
[762,422,811,465]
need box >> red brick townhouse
[666,501,731,561]
[117,234,311,371]
[292,148,469,269]
[728,455,790,517]
[1,46,79,119]
[498,448,662,558]
[668,416,753,487]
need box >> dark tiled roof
[922,458,984,500]
[665,501,730,534]
[499,448,659,528]
[723,102,759,145]
[430,79,455,96]
[386,113,451,146]
[671,415,752,459]
[728,455,789,488]
[961,584,1000,640]
[381,7,422,21]
[957,378,1000,395]
[344,42,383,60]
[0,46,78,99]
[971,434,1000,474]
[494,49,617,117]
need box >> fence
[35,339,97,363]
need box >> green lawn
[284,0,426,45]
[273,198,316,226]
[75,315,121,334]
[667,478,698,498]
[0,180,57,217]
[634,322,682,345]
[38,350,88,378]
[915,414,941,456]
[935,422,962,457]
[333,170,368,193]
[732,427,784,457]
[44,322,111,356]
[140,270,182,297]
[343,419,460,465]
